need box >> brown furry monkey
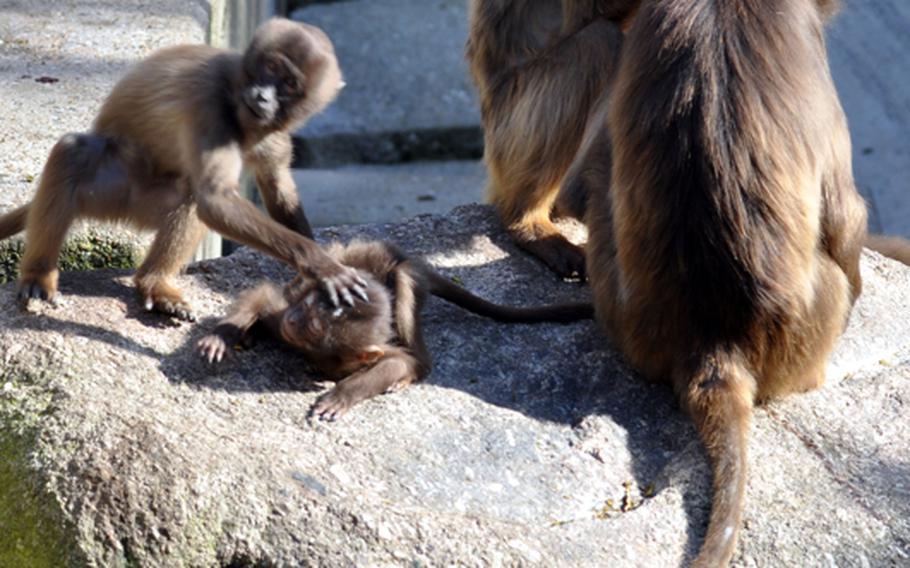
[465,0,635,278]
[0,18,368,320]
[574,0,867,565]
[197,240,593,420]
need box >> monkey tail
[677,351,755,568]
[866,234,910,266]
[426,271,593,323]
[0,204,29,240]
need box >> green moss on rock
[0,369,85,567]
[0,232,141,284]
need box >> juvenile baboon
[198,240,593,420]
[576,0,866,565]
[465,0,635,278]
[0,18,367,320]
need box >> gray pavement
[827,3,910,236]
[0,1,212,266]
[294,160,485,228]
[0,1,208,216]
[0,1,907,244]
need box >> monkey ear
[357,345,385,364]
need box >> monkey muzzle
[242,85,279,122]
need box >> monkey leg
[391,264,432,376]
[249,132,314,238]
[311,354,418,421]
[486,112,588,278]
[18,133,126,303]
[507,202,588,280]
[481,21,622,279]
[760,253,851,400]
[134,200,206,321]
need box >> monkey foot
[142,293,196,322]
[197,334,229,363]
[16,277,60,305]
[310,388,356,422]
[517,234,587,280]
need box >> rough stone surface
[1,205,909,567]
[293,160,486,228]
[290,0,482,165]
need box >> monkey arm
[310,350,421,421]
[391,263,432,376]
[248,132,314,238]
[198,282,286,363]
[189,138,367,306]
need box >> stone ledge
[0,205,908,566]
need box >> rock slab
[1,205,909,567]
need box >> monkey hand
[197,334,230,363]
[307,258,369,307]
[310,386,357,422]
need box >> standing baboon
[575,0,866,565]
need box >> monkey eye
[265,59,280,75]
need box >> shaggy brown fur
[465,0,635,278]
[573,0,866,565]
[0,18,366,319]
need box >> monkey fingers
[518,235,587,281]
[16,275,63,307]
[140,290,196,322]
[197,334,229,363]
[310,387,356,422]
[315,262,369,307]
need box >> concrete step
[290,0,481,166]
[293,160,486,227]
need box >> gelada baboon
[571,0,866,565]
[0,18,367,320]
[198,240,593,420]
[466,0,637,279]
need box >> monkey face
[280,276,393,377]
[240,19,343,131]
[240,50,302,127]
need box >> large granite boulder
[1,206,908,567]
